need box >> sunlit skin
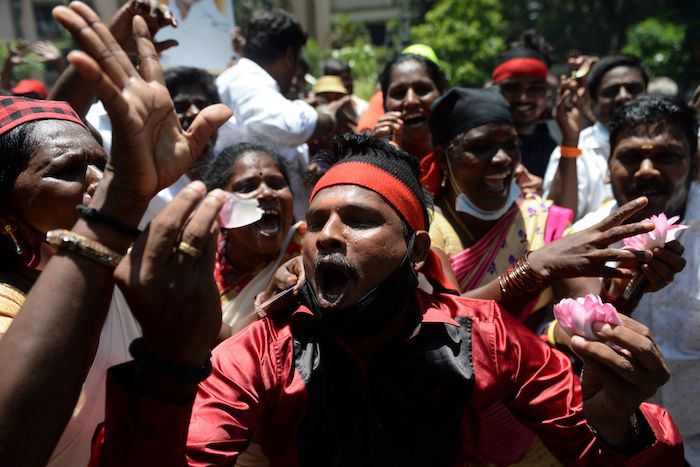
[303,185,410,310]
[223,151,293,273]
[8,120,106,234]
[609,124,692,224]
[594,66,646,127]
[437,122,521,244]
[384,60,441,157]
[499,76,548,135]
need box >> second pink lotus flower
[553,294,622,340]
[623,213,688,251]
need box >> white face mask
[446,155,521,221]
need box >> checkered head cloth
[0,96,87,136]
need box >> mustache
[625,178,670,197]
[314,253,360,281]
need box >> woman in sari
[204,143,303,337]
[426,87,659,466]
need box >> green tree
[411,0,506,86]
[327,14,371,49]
[304,16,391,100]
[622,18,688,79]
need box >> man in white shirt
[573,96,699,465]
[216,10,348,220]
[544,55,648,220]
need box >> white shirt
[543,122,614,221]
[215,58,319,221]
[574,182,700,465]
[85,101,112,154]
[139,175,192,229]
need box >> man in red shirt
[98,133,683,466]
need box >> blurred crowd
[0,2,699,466]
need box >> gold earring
[3,224,23,255]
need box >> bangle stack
[498,253,552,307]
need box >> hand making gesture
[52,1,231,206]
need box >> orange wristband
[560,145,582,158]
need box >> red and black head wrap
[491,47,548,84]
[310,135,428,232]
[0,96,87,136]
[309,134,456,292]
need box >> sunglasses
[598,82,645,99]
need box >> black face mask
[300,233,420,340]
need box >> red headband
[492,57,548,83]
[310,161,426,231]
[0,96,87,136]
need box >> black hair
[328,132,432,233]
[202,142,290,192]
[586,55,650,101]
[609,95,698,156]
[243,10,307,64]
[379,54,448,110]
[0,121,39,196]
[323,58,350,76]
[164,67,220,106]
[510,29,554,67]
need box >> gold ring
[176,241,202,259]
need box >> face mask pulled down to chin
[300,234,420,340]
[446,156,521,221]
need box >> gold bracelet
[46,229,123,269]
[546,319,558,347]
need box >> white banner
[157,0,235,73]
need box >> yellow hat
[313,75,348,95]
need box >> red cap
[12,79,49,99]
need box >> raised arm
[49,0,178,117]
[545,76,583,214]
[0,3,229,464]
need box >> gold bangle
[546,319,558,347]
[46,229,123,269]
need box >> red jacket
[92,291,684,466]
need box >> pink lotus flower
[553,294,622,340]
[623,213,688,251]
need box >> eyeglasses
[598,82,645,99]
[499,81,548,98]
[449,140,522,161]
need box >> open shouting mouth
[314,254,359,307]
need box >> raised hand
[514,163,543,195]
[574,314,669,449]
[109,0,179,54]
[114,182,225,367]
[27,41,62,62]
[555,76,583,147]
[52,2,231,204]
[372,111,405,148]
[528,197,655,280]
